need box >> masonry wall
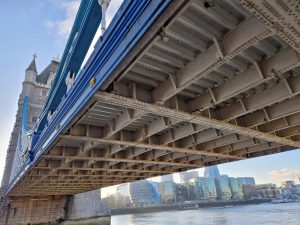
[67,189,111,220]
[0,196,67,225]
[1,102,22,191]
[0,189,111,225]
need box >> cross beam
[60,135,245,160]
[94,92,300,148]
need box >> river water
[111,202,300,225]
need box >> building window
[42,90,47,96]
[32,116,37,123]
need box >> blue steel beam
[22,96,29,134]
[36,0,102,136]
[6,0,172,195]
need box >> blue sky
[0,0,299,189]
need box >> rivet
[90,77,96,87]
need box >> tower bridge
[1,0,300,223]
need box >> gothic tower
[1,56,59,192]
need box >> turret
[25,54,37,83]
[46,57,60,87]
[23,54,37,97]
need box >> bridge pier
[0,195,67,225]
[66,189,111,223]
[0,189,111,225]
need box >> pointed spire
[26,53,37,73]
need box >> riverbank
[29,217,111,225]
[111,199,271,215]
[59,216,111,225]
[111,202,300,225]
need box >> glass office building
[129,180,160,206]
[229,177,244,199]
[175,184,188,202]
[239,177,256,186]
[115,183,131,207]
[161,174,174,182]
[215,176,232,200]
[204,165,221,178]
[157,181,176,203]
[191,177,217,200]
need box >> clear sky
[0,0,299,190]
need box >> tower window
[32,116,37,123]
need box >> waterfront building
[115,183,131,207]
[1,56,59,189]
[295,185,300,195]
[254,184,280,198]
[179,171,199,183]
[128,180,160,206]
[187,181,197,200]
[215,176,232,200]
[190,177,217,200]
[242,185,258,199]
[281,180,296,189]
[116,183,130,195]
[229,177,244,199]
[239,177,256,186]
[175,184,188,202]
[161,174,174,182]
[279,187,292,198]
[157,181,176,203]
[204,165,221,178]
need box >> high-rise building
[229,177,244,199]
[215,176,232,200]
[157,181,176,203]
[189,177,217,200]
[239,177,256,186]
[1,56,59,190]
[179,171,199,183]
[204,165,221,178]
[161,174,174,182]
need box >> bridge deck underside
[11,0,300,196]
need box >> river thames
[111,202,300,225]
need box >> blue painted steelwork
[7,0,171,195]
[36,0,102,135]
[10,96,35,182]
[22,96,29,133]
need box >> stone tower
[1,56,59,192]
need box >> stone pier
[0,190,111,225]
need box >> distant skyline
[0,0,300,191]
[151,151,300,186]
[102,151,300,197]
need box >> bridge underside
[10,0,300,196]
